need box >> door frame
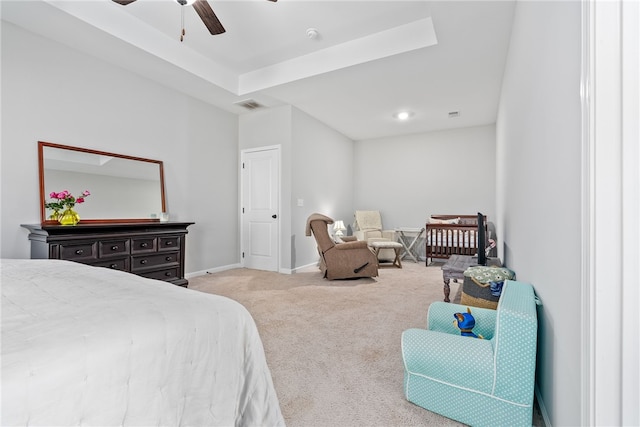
[582,0,639,425]
[239,145,281,271]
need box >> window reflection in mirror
[39,141,166,224]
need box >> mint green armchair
[401,280,538,426]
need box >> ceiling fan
[112,0,277,38]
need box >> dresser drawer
[59,242,98,261]
[131,237,157,254]
[92,258,130,272]
[131,252,180,271]
[138,267,180,282]
[158,236,180,251]
[98,239,129,258]
[23,222,193,287]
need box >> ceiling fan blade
[112,0,137,5]
[267,0,277,2]
[192,0,225,35]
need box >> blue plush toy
[454,307,484,339]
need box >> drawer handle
[111,245,119,251]
[140,259,148,265]
[75,249,84,255]
[165,241,174,246]
[166,256,173,261]
[165,272,173,277]
[140,242,148,248]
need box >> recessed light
[394,111,414,121]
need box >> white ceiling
[1,0,516,140]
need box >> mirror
[39,141,166,224]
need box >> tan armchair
[306,213,378,280]
[353,210,396,261]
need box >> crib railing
[425,215,488,264]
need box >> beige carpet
[189,261,464,427]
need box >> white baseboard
[186,263,242,278]
[279,262,319,275]
[535,385,551,427]
[188,261,317,278]
[291,262,320,273]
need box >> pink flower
[44,189,91,214]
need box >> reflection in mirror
[39,141,166,224]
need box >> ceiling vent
[234,99,266,111]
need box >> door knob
[272,214,277,219]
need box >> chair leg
[373,248,381,266]
[393,248,402,268]
[373,246,402,268]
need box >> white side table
[395,227,425,263]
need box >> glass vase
[58,208,80,226]
[49,209,61,221]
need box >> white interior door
[241,147,280,271]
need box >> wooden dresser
[21,221,194,287]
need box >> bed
[1,259,284,426]
[425,214,487,262]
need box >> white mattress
[1,259,284,426]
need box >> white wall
[239,106,293,271]
[239,105,355,271]
[0,22,239,274]
[291,108,354,269]
[354,125,496,229]
[496,1,582,425]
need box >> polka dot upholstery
[401,280,538,426]
[427,302,498,340]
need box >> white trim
[188,261,317,278]
[185,263,242,279]
[287,261,319,274]
[588,1,636,425]
[573,5,637,422]
[620,0,640,424]
[241,144,282,154]
[581,0,595,425]
[185,270,208,279]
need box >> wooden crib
[425,215,488,263]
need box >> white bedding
[1,259,284,426]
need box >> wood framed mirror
[38,141,166,224]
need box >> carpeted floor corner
[189,261,465,427]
